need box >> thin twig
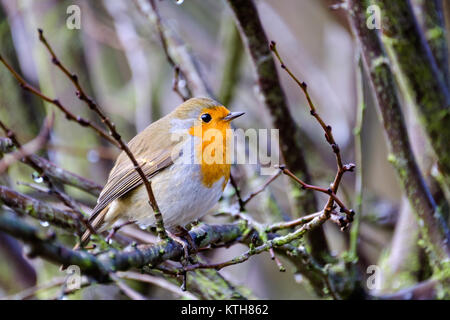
[0,114,53,174]
[242,170,282,206]
[229,174,245,211]
[270,42,355,223]
[106,220,137,243]
[267,211,322,233]
[135,0,211,97]
[148,0,191,101]
[0,120,95,235]
[269,246,286,272]
[28,154,102,196]
[37,29,168,240]
[349,56,365,259]
[2,277,66,300]
[109,273,147,300]
[281,167,354,221]
[0,54,119,147]
[117,271,198,299]
[181,212,329,272]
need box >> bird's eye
[201,113,212,123]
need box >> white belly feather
[122,161,224,229]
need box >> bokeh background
[0,0,447,299]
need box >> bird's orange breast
[188,106,232,189]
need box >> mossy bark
[348,0,450,283]
[421,0,449,88]
[375,0,450,190]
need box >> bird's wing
[77,147,177,248]
[89,148,175,223]
[88,114,182,224]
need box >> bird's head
[169,97,244,134]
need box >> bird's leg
[174,225,198,253]
[166,226,199,291]
[167,231,190,261]
[167,226,198,263]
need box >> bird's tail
[73,207,109,250]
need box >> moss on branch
[375,0,450,189]
[348,0,450,277]
[0,185,82,232]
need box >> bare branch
[242,170,282,206]
[348,0,450,270]
[0,185,82,232]
[226,0,329,261]
[148,0,191,101]
[0,54,119,148]
[374,0,450,188]
[269,43,356,225]
[134,0,212,97]
[117,271,198,300]
[0,120,95,235]
[37,29,167,240]
[0,114,53,174]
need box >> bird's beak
[223,111,245,121]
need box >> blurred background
[0,0,444,299]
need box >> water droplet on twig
[32,172,44,184]
[87,149,100,163]
[39,220,50,227]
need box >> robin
[78,97,244,248]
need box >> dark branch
[375,0,450,189]
[37,29,168,240]
[226,0,330,262]
[348,0,450,269]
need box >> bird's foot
[167,226,197,263]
